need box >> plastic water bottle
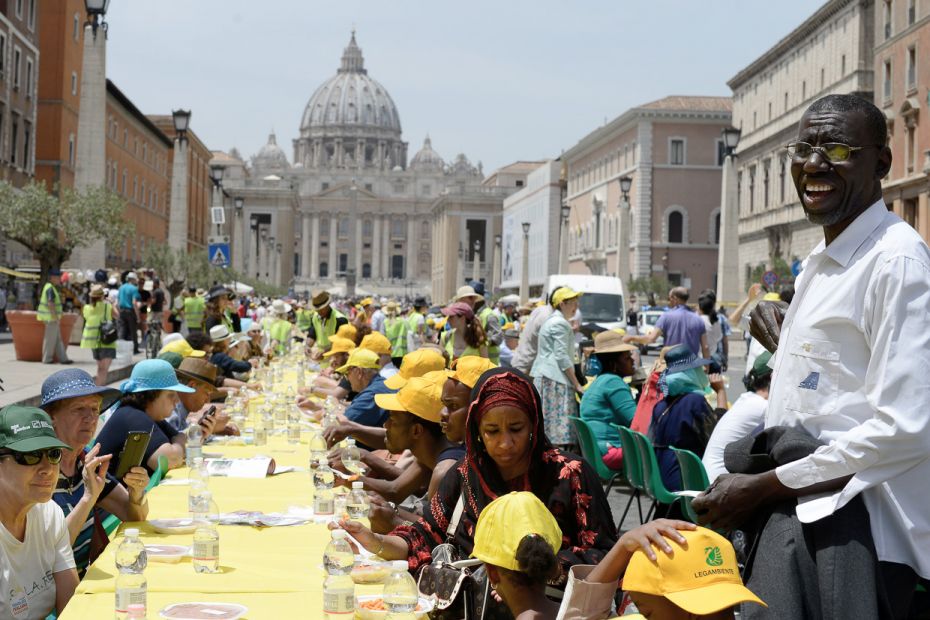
[347,481,370,520]
[309,429,327,472]
[192,492,220,574]
[296,361,306,388]
[114,528,147,619]
[185,422,203,465]
[253,413,267,446]
[322,530,355,619]
[383,560,418,619]
[313,458,335,518]
[323,397,338,430]
[342,438,363,474]
[188,457,209,519]
[287,407,301,444]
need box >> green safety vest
[269,318,293,355]
[222,309,236,333]
[440,329,483,361]
[184,296,206,329]
[407,311,424,333]
[81,302,115,350]
[36,282,62,322]
[384,316,409,357]
[295,309,313,332]
[310,308,345,350]
[478,306,500,364]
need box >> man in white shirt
[694,95,929,617]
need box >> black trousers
[118,308,138,352]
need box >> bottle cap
[352,481,364,490]
[124,528,140,538]
[332,529,346,540]
[392,560,408,571]
[346,438,356,446]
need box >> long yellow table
[61,434,381,619]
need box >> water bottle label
[116,586,147,612]
[323,591,354,613]
[193,540,219,561]
[315,497,334,515]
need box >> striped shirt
[52,452,119,575]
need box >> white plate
[159,602,248,619]
[145,544,189,563]
[355,595,433,620]
[149,519,198,535]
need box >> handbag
[99,305,118,345]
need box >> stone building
[217,32,494,298]
[875,0,930,238]
[562,96,732,294]
[728,0,874,291]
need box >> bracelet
[375,534,385,556]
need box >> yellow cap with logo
[622,527,765,615]
[335,348,381,374]
[375,375,446,423]
[472,492,562,572]
[360,332,392,356]
[322,337,355,358]
[384,348,447,390]
[451,356,497,389]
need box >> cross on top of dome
[339,30,366,75]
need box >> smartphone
[115,430,151,479]
[200,405,217,424]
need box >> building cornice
[107,80,173,149]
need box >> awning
[0,267,39,279]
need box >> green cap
[157,351,183,369]
[750,351,773,379]
[0,405,71,452]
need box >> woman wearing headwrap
[334,367,617,585]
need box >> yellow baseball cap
[622,527,765,615]
[550,287,582,307]
[335,323,357,341]
[451,356,497,388]
[472,492,562,572]
[762,292,781,301]
[335,348,381,374]
[360,331,392,356]
[322,337,355,358]
[159,339,206,358]
[384,348,447,390]
[360,297,373,306]
[375,375,446,423]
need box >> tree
[628,275,670,306]
[0,181,133,282]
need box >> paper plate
[149,519,198,535]
[159,602,248,619]
[145,544,189,563]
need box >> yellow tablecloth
[61,434,381,619]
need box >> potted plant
[0,182,132,361]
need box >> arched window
[362,263,371,278]
[713,212,721,244]
[391,255,404,279]
[319,262,328,278]
[668,211,684,243]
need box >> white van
[544,275,626,332]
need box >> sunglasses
[0,448,64,466]
[785,141,882,163]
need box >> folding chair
[614,424,647,527]
[568,416,623,494]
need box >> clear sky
[106,0,825,172]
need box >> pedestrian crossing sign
[208,243,230,268]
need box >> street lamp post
[167,109,192,251]
[71,0,111,269]
[456,243,464,294]
[269,236,277,284]
[617,175,633,285]
[559,202,571,273]
[260,227,269,279]
[233,197,244,273]
[275,242,283,286]
[472,239,481,284]
[520,222,531,305]
[492,234,502,293]
[210,164,225,239]
[716,127,742,305]
[250,215,259,278]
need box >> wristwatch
[387,501,398,516]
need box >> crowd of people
[2,95,928,619]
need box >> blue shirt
[650,392,711,492]
[344,374,394,428]
[117,283,140,309]
[96,405,178,476]
[655,305,706,357]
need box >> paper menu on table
[204,456,273,478]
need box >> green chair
[613,424,647,527]
[672,448,710,523]
[102,455,169,536]
[568,416,623,494]
[631,430,682,521]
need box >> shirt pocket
[784,337,840,415]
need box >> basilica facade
[214,32,488,298]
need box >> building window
[515,180,524,187]
[906,125,916,173]
[27,0,35,30]
[908,0,916,24]
[391,218,405,239]
[713,211,721,244]
[338,254,347,273]
[907,46,917,91]
[9,114,18,165]
[763,159,771,208]
[779,159,786,203]
[802,80,806,100]
[71,72,78,96]
[321,182,329,191]
[22,120,29,169]
[24,58,32,98]
[337,217,349,238]
[73,13,81,40]
[0,34,6,75]
[362,219,373,237]
[667,211,684,244]
[884,0,893,39]
[784,92,789,112]
[841,54,846,75]
[12,47,21,89]
[362,263,371,278]
[883,59,893,101]
[133,177,138,201]
[421,184,431,195]
[820,67,825,89]
[669,139,685,165]
[15,0,22,19]
[68,134,75,167]
[904,198,917,226]
[748,165,756,212]
[319,262,328,278]
[391,255,404,279]
[141,181,146,206]
[142,142,147,162]
[122,170,127,194]
[123,129,127,146]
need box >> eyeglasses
[0,448,64,466]
[785,141,881,163]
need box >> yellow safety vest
[295,309,313,332]
[184,296,206,329]
[310,308,345,349]
[81,302,115,349]
[384,316,408,357]
[478,306,500,364]
[37,282,62,322]
[440,329,483,361]
[269,318,293,355]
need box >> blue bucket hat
[664,344,712,374]
[120,359,195,394]
[40,369,121,413]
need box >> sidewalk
[0,342,145,408]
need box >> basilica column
[335,139,344,168]
[301,213,311,281]
[357,139,365,170]
[382,216,391,279]
[310,214,320,280]
[406,217,417,281]
[354,217,363,280]
[372,217,382,281]
[328,217,338,279]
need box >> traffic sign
[762,270,779,287]
[791,259,802,277]
[208,243,230,268]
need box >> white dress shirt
[766,200,930,578]
[703,391,767,482]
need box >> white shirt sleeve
[775,256,930,518]
[703,393,767,482]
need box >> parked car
[638,309,665,353]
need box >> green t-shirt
[579,373,637,455]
